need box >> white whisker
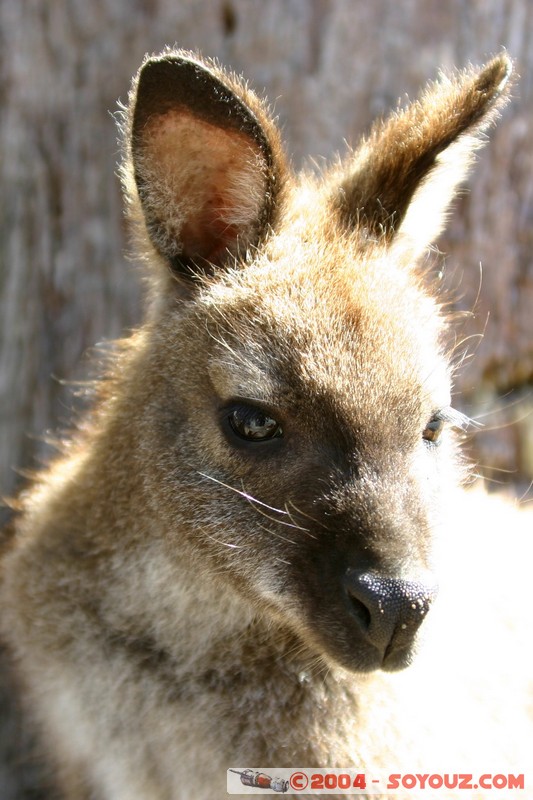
[198,471,288,516]
[256,522,298,546]
[200,527,245,550]
[287,499,330,532]
[198,471,312,543]
[518,480,533,505]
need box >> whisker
[472,261,484,314]
[450,348,475,375]
[474,463,518,475]
[287,499,330,532]
[244,496,308,532]
[198,471,314,536]
[470,472,510,487]
[198,472,288,516]
[467,391,532,422]
[282,503,315,536]
[197,472,331,546]
[255,522,298,547]
[471,407,532,433]
[450,331,485,357]
[518,480,533,505]
[199,527,245,550]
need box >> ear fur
[332,54,513,257]
[122,49,286,283]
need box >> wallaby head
[111,49,512,675]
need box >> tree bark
[1,0,532,521]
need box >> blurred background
[1,0,532,524]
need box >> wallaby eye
[422,415,445,444]
[227,404,283,442]
[423,406,471,445]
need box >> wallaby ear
[332,54,513,257]
[125,50,286,282]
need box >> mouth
[295,573,436,675]
[258,560,436,675]
[310,624,420,674]
[381,642,418,672]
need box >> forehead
[203,241,450,421]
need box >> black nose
[343,569,437,659]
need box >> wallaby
[1,49,531,800]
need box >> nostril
[346,593,372,632]
[343,568,437,653]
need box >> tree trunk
[1,0,532,522]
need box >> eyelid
[220,396,285,423]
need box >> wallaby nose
[343,569,437,659]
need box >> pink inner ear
[137,111,267,266]
[181,191,242,263]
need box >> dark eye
[423,406,472,445]
[422,415,445,444]
[227,404,283,442]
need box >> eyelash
[422,407,472,445]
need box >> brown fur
[2,49,530,800]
